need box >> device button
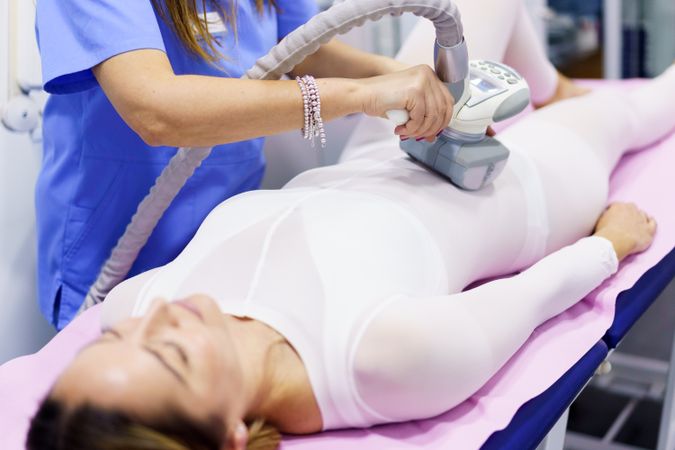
[507,79,518,85]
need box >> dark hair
[27,397,223,450]
[27,397,282,450]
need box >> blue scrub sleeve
[36,0,166,94]
[276,0,319,40]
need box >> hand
[593,202,657,261]
[357,65,454,142]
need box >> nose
[133,298,177,340]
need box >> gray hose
[245,0,463,80]
[82,147,212,311]
[81,0,465,312]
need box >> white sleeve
[510,236,619,324]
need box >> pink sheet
[2,80,674,450]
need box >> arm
[93,49,362,148]
[93,49,452,148]
[290,40,408,79]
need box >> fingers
[401,86,451,140]
[400,90,438,140]
[398,66,432,137]
[425,77,454,140]
[639,208,657,236]
[402,95,425,138]
[637,207,657,234]
[418,90,442,141]
[440,80,454,133]
[647,215,658,234]
[396,66,454,141]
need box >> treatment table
[486,249,675,450]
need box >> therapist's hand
[357,65,454,142]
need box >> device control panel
[451,60,530,135]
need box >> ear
[223,421,248,450]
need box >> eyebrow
[97,328,188,386]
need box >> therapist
[34,0,454,329]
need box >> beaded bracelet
[295,75,327,148]
[296,76,310,140]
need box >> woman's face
[52,295,244,430]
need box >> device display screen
[471,77,501,94]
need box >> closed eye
[162,341,189,367]
[97,327,188,386]
[101,327,122,339]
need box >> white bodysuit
[103,160,617,428]
[102,7,675,430]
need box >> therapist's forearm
[95,48,449,146]
[120,75,362,147]
[94,49,365,147]
[290,40,408,79]
[139,75,362,147]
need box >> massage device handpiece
[400,60,530,190]
[451,60,530,137]
[388,60,530,136]
[387,44,530,190]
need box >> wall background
[0,0,56,364]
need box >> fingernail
[416,137,424,142]
[436,130,444,137]
[400,137,409,141]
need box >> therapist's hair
[152,0,278,64]
[27,397,282,450]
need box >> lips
[174,299,204,321]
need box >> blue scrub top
[35,0,318,329]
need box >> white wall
[0,0,7,100]
[0,0,56,364]
[0,131,55,364]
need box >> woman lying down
[27,60,675,449]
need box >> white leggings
[350,4,675,422]
[397,0,559,104]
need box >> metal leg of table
[536,409,569,450]
[603,0,623,79]
[657,327,675,450]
